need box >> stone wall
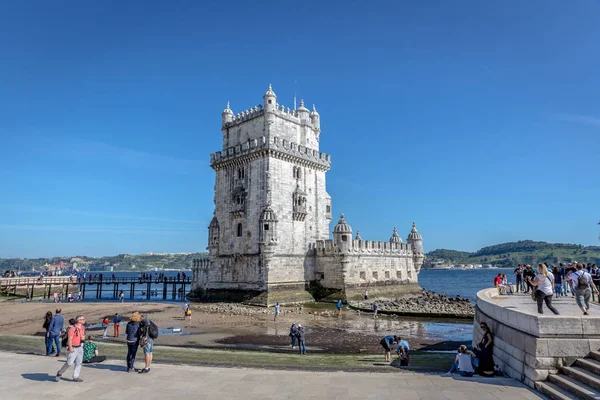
[474,288,600,388]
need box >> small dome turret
[407,222,422,241]
[333,213,352,234]
[389,227,403,244]
[310,104,320,129]
[297,99,310,120]
[222,101,234,125]
[263,84,277,112]
[260,205,278,222]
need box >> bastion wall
[474,288,600,389]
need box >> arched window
[237,223,243,237]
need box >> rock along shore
[350,291,475,319]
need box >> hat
[298,324,302,327]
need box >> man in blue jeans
[47,308,64,357]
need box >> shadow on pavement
[83,363,126,372]
[22,373,56,382]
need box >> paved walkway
[0,351,545,400]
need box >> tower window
[237,223,243,237]
[238,168,245,179]
[264,224,269,231]
[268,100,272,104]
[342,235,348,242]
[326,205,331,213]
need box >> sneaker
[73,378,83,383]
[134,368,141,372]
[444,372,452,376]
[584,312,589,315]
[55,354,60,357]
[55,373,61,382]
[139,368,150,373]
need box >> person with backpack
[56,315,86,382]
[567,263,599,315]
[296,324,306,354]
[101,316,109,339]
[48,308,64,357]
[138,314,158,373]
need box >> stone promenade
[0,351,545,400]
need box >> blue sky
[0,1,599,258]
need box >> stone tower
[194,85,333,304]
[191,85,424,305]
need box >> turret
[259,205,278,244]
[355,230,362,240]
[333,213,352,250]
[263,84,277,113]
[407,222,424,273]
[310,104,320,130]
[207,215,220,255]
[389,227,403,244]
[296,99,310,121]
[222,101,233,126]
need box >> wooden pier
[0,276,191,301]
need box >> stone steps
[548,373,600,400]
[536,352,600,399]
[536,381,581,400]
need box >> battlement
[192,258,210,269]
[210,135,331,170]
[314,239,413,256]
[223,104,264,128]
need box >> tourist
[185,304,192,321]
[273,302,280,322]
[523,265,535,294]
[567,263,599,315]
[83,335,106,363]
[48,308,64,357]
[380,335,397,362]
[289,323,298,349]
[395,337,410,366]
[529,263,559,315]
[119,290,125,302]
[475,322,495,377]
[126,312,141,372]
[446,345,475,377]
[552,266,564,297]
[56,315,86,382]
[514,265,523,293]
[373,302,378,318]
[296,324,306,354]
[113,313,122,337]
[493,273,502,293]
[53,291,58,303]
[102,316,109,339]
[138,314,154,373]
[559,263,569,295]
[43,311,56,356]
[364,289,368,301]
[336,299,343,316]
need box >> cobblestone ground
[0,351,546,400]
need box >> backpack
[148,320,159,339]
[577,272,589,289]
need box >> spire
[355,230,362,240]
[407,222,422,241]
[297,99,308,111]
[265,84,276,97]
[311,104,319,115]
[223,101,233,114]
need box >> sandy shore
[0,300,471,354]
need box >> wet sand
[0,300,472,354]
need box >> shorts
[380,339,391,352]
[143,340,153,354]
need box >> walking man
[273,302,280,322]
[56,315,86,382]
[48,308,64,357]
[336,299,343,316]
[567,264,599,315]
[113,313,122,337]
[119,290,125,302]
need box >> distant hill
[0,252,208,272]
[426,240,600,267]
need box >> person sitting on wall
[474,322,495,377]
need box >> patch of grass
[0,334,454,373]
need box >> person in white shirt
[567,264,599,315]
[445,345,475,377]
[529,263,559,315]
